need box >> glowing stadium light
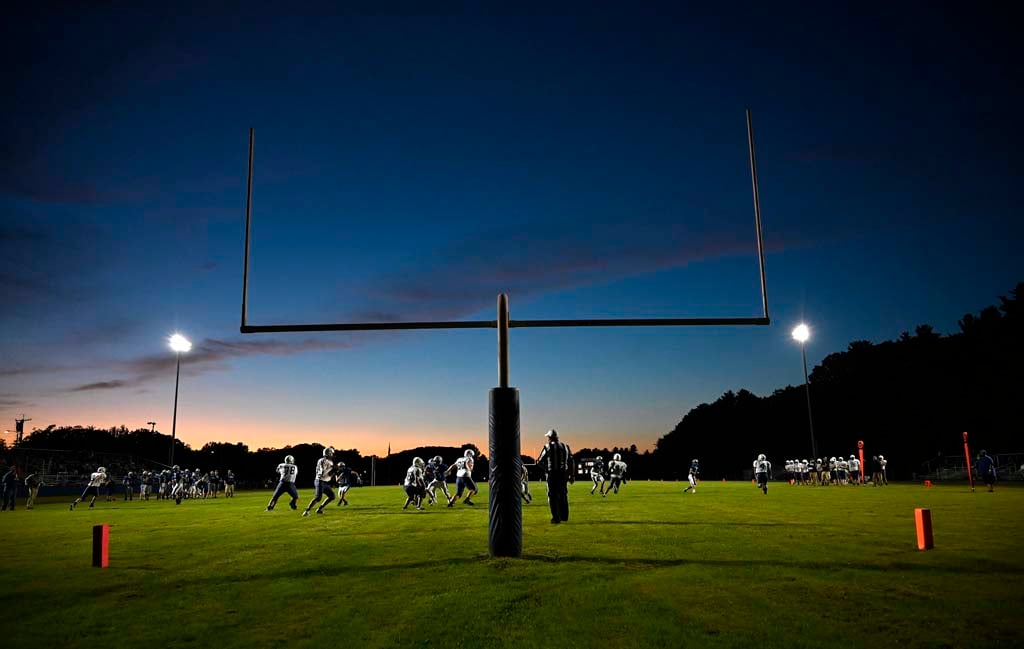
[791,323,810,344]
[791,323,816,460]
[168,333,192,466]
[169,333,192,353]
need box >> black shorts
[314,480,335,500]
[456,476,476,496]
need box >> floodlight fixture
[169,334,192,353]
[792,323,810,344]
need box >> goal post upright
[239,110,771,559]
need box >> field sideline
[4,481,1022,648]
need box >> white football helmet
[337,461,346,469]
[413,457,425,468]
[434,456,443,464]
[324,447,335,458]
[830,457,836,462]
[613,453,622,462]
[850,455,855,459]
[464,449,475,458]
[284,455,295,464]
[878,455,884,460]
[545,429,558,440]
[596,456,603,461]
[692,459,699,464]
[97,466,107,474]
[757,454,766,461]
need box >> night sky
[2,4,1020,456]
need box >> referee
[537,429,575,524]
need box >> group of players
[782,455,889,486]
[265,447,362,515]
[586,453,631,496]
[70,465,237,510]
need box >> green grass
[4,481,1022,648]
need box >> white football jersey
[839,460,849,471]
[277,463,298,483]
[404,466,424,487]
[315,458,333,481]
[609,460,627,477]
[455,457,474,478]
[754,459,770,474]
[88,472,107,487]
[850,459,860,471]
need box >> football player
[589,456,606,496]
[424,456,452,506]
[445,449,477,507]
[302,447,336,516]
[753,454,771,494]
[402,457,427,510]
[334,461,360,506]
[225,470,236,498]
[70,466,108,510]
[520,461,533,504]
[605,453,628,495]
[879,455,888,485]
[849,455,861,485]
[266,455,300,511]
[684,459,699,493]
[837,456,849,485]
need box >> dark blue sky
[2,4,1020,453]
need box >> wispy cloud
[0,394,31,408]
[352,216,763,322]
[38,336,363,393]
[69,381,128,392]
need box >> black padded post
[488,386,522,558]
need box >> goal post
[238,109,771,558]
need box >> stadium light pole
[147,421,156,433]
[792,324,817,461]
[168,334,192,466]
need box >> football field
[5,481,1022,648]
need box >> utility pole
[14,415,32,446]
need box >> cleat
[265,506,274,512]
[316,509,324,515]
[463,499,475,506]
[70,503,75,511]
[289,501,297,510]
[302,511,310,517]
